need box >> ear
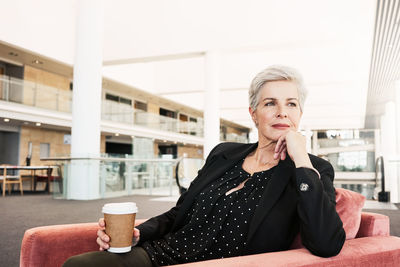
[249,107,257,124]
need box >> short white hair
[249,65,308,111]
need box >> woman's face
[250,80,302,142]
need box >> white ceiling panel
[1,0,378,131]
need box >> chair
[0,165,23,196]
[34,165,63,193]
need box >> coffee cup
[102,202,138,253]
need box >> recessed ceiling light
[163,140,167,142]
[23,122,29,125]
[4,118,10,122]
[131,135,135,138]
[32,59,43,64]
[115,133,119,136]
[36,122,41,126]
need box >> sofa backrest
[335,188,366,239]
[290,188,366,249]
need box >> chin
[259,133,280,142]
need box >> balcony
[101,100,204,137]
[0,75,251,142]
[0,75,72,113]
[0,75,204,136]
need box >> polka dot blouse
[142,159,275,266]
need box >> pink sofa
[20,189,400,267]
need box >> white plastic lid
[108,246,132,253]
[102,202,138,214]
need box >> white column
[396,81,400,155]
[303,127,313,153]
[69,0,104,200]
[203,51,220,159]
[392,81,400,202]
[380,101,398,202]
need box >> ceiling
[1,0,382,134]
[366,0,400,127]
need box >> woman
[64,65,345,267]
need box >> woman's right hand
[96,218,141,251]
[97,218,110,251]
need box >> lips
[272,123,290,129]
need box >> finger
[275,136,285,153]
[280,148,287,160]
[278,141,286,153]
[275,141,286,159]
[97,237,109,250]
[133,228,140,237]
[97,229,110,242]
[98,218,105,228]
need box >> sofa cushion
[290,188,366,248]
[335,188,366,239]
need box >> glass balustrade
[48,156,204,199]
[0,74,73,112]
[0,75,207,137]
[220,132,249,143]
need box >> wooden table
[2,166,56,193]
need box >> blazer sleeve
[136,143,224,244]
[295,159,346,257]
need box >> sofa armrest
[20,219,146,267]
[172,236,400,267]
[356,212,390,238]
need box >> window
[105,93,132,106]
[179,114,188,121]
[160,108,177,118]
[106,93,119,102]
[120,97,132,105]
[134,100,147,111]
[40,143,50,158]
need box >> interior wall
[24,65,70,90]
[19,126,71,166]
[0,131,20,165]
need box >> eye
[265,101,275,106]
[288,102,297,107]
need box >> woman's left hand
[273,130,313,168]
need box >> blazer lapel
[246,156,296,243]
[187,142,258,201]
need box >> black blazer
[137,142,346,257]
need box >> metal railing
[376,156,390,202]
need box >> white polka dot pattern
[142,159,275,266]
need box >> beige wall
[225,126,245,135]
[178,145,203,159]
[147,102,159,114]
[24,65,70,90]
[20,127,107,165]
[23,66,71,112]
[153,142,160,157]
[19,126,71,166]
[100,135,106,154]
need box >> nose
[276,105,288,118]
